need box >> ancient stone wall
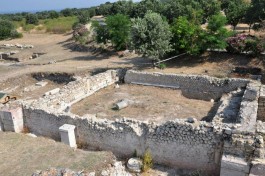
[124,70,249,101]
[29,70,118,112]
[10,70,264,175]
[22,107,222,175]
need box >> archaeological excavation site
[1,69,265,176]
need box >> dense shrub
[226,34,265,56]
[26,14,39,25]
[106,14,131,50]
[170,16,206,55]
[0,20,22,40]
[131,11,172,61]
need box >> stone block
[250,159,265,176]
[36,81,48,87]
[0,107,24,133]
[220,155,250,176]
[44,88,60,96]
[59,124,77,148]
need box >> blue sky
[0,0,134,14]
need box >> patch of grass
[23,24,35,32]
[42,16,78,34]
[12,18,26,29]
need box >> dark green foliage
[131,11,172,61]
[61,8,74,17]
[106,14,131,50]
[25,14,38,25]
[244,0,265,30]
[0,20,22,40]
[92,21,110,45]
[205,13,232,50]
[224,0,249,30]
[12,16,23,21]
[132,0,165,18]
[78,11,90,24]
[170,17,206,55]
[49,11,60,19]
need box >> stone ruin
[0,43,44,62]
[1,69,265,176]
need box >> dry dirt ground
[0,74,67,100]
[0,132,182,176]
[0,132,114,176]
[71,84,214,122]
[0,32,264,84]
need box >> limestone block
[36,81,48,87]
[0,107,24,133]
[249,159,265,176]
[59,124,77,148]
[220,155,250,176]
[44,88,60,96]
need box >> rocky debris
[186,117,197,123]
[32,53,39,59]
[44,88,60,96]
[32,168,89,176]
[127,158,142,173]
[32,161,130,176]
[257,121,265,134]
[101,161,131,176]
[1,44,34,49]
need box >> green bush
[26,14,39,25]
[106,14,131,50]
[158,63,167,69]
[0,20,22,40]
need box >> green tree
[244,0,265,32]
[25,14,38,25]
[225,0,249,30]
[111,0,134,16]
[49,11,60,19]
[131,11,172,61]
[0,20,22,40]
[206,13,232,50]
[171,17,206,55]
[106,14,131,50]
[92,21,110,45]
[78,11,90,24]
[61,8,74,17]
[132,0,165,18]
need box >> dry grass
[0,132,114,176]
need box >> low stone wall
[124,70,249,101]
[2,70,264,175]
[29,70,118,112]
[258,86,265,121]
[22,107,222,175]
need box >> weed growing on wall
[141,149,153,172]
